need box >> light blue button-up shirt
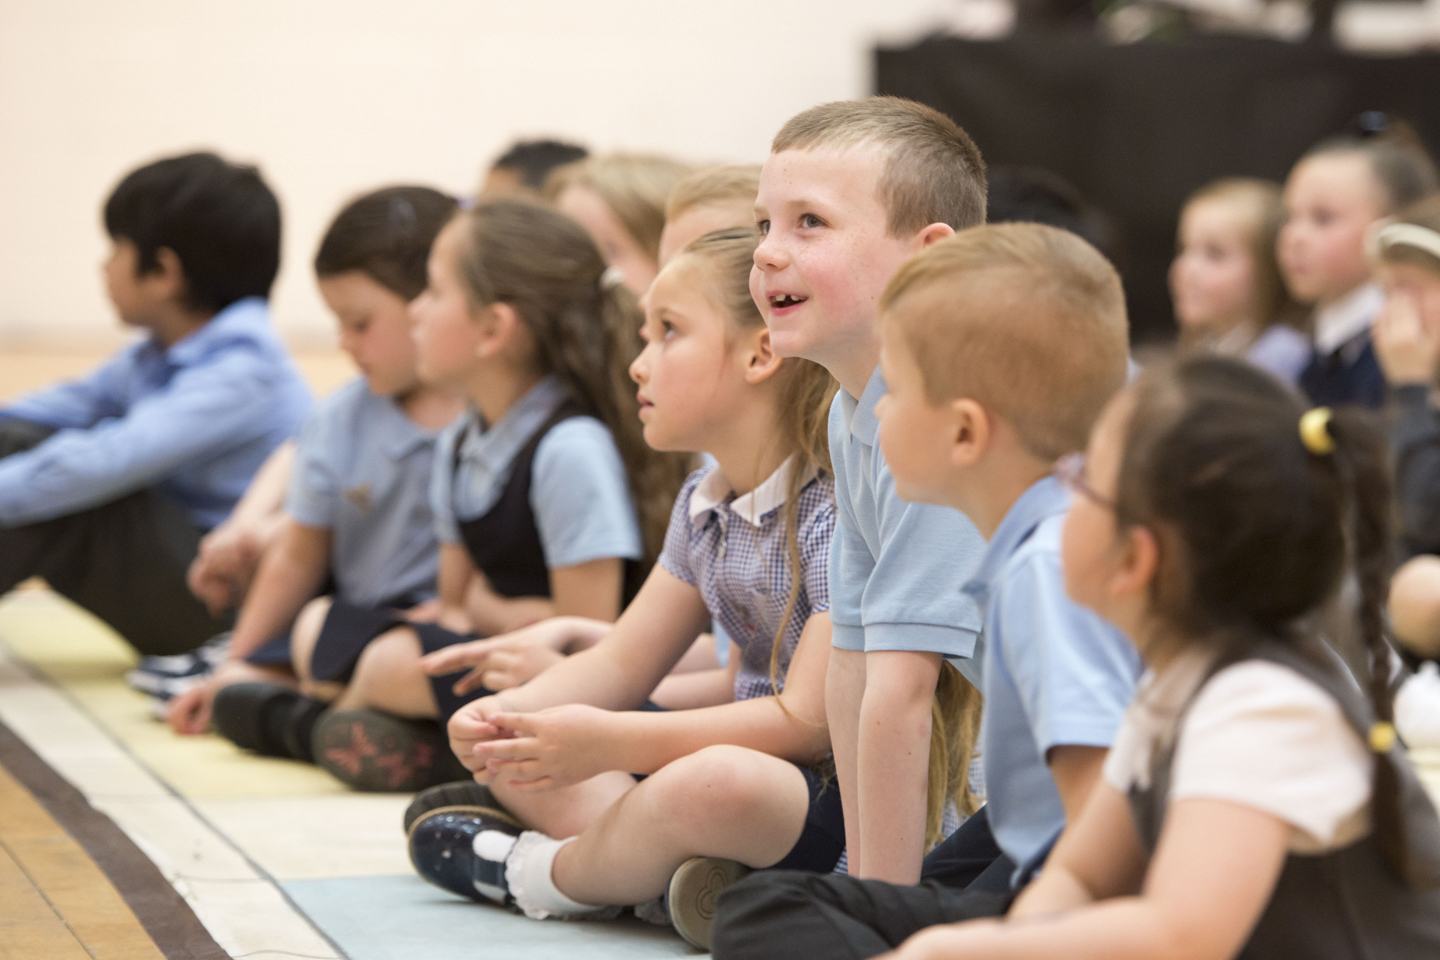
[828,367,986,686]
[963,475,1141,885]
[286,378,456,608]
[0,297,311,529]
[430,375,642,568]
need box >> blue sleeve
[530,418,642,568]
[994,547,1139,756]
[429,420,462,544]
[0,347,295,526]
[828,399,870,651]
[283,392,344,529]
[657,469,706,586]
[861,450,986,674]
[1,347,136,429]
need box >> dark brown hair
[314,186,458,300]
[1116,355,1400,869]
[450,199,687,565]
[772,97,987,236]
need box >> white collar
[688,456,812,528]
[1313,284,1384,356]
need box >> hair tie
[1300,407,1335,456]
[1369,720,1397,753]
[599,265,625,291]
[1367,218,1440,264]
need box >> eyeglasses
[1055,453,1114,511]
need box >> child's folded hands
[471,704,617,791]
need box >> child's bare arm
[1009,782,1146,920]
[827,647,867,873]
[881,796,1289,960]
[857,649,942,883]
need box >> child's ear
[742,326,785,385]
[914,222,956,251]
[945,398,990,467]
[1112,523,1159,604]
[149,248,189,303]
[474,301,521,359]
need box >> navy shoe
[402,780,508,833]
[408,808,523,905]
[212,682,326,762]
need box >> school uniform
[307,375,642,720]
[710,476,1141,960]
[1113,638,1440,958]
[240,378,454,669]
[661,460,845,872]
[1212,323,1312,387]
[0,297,310,654]
[1299,284,1387,409]
[828,367,986,683]
[1391,382,1440,558]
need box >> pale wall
[0,0,946,353]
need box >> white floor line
[0,638,345,960]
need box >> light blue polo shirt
[430,375,642,568]
[285,378,455,608]
[829,367,986,686]
[963,475,1141,885]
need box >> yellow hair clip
[1299,407,1335,456]
[1369,721,1397,754]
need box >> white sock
[506,832,615,920]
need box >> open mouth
[768,293,808,311]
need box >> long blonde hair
[546,153,693,262]
[928,666,983,849]
[672,227,836,691]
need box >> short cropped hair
[492,139,589,191]
[772,96,987,235]
[103,152,281,314]
[665,164,762,222]
[881,223,1129,461]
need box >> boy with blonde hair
[715,222,1139,959]
[751,96,989,885]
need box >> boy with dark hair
[0,151,310,657]
[480,139,589,196]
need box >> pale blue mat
[283,874,704,960]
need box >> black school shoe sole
[408,808,523,905]
[212,682,326,761]
[313,709,471,793]
[403,780,510,833]
[667,857,751,951]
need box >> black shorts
[771,761,845,874]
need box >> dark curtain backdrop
[875,35,1440,343]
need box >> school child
[548,153,693,295]
[1279,130,1437,408]
[749,97,990,884]
[480,139,589,198]
[0,152,310,657]
[162,186,464,738]
[406,227,838,951]
[658,164,763,265]
[712,223,1141,959]
[216,199,685,791]
[1171,178,1309,384]
[848,355,1440,959]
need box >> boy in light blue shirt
[0,153,309,657]
[712,223,1139,959]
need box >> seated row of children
[2,95,1440,959]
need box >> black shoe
[408,808,523,905]
[313,709,471,793]
[402,780,509,833]
[211,682,326,762]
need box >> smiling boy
[751,98,989,883]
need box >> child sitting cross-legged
[713,223,1141,959]
[865,357,1440,959]
[405,227,840,951]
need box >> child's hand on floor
[472,704,614,790]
